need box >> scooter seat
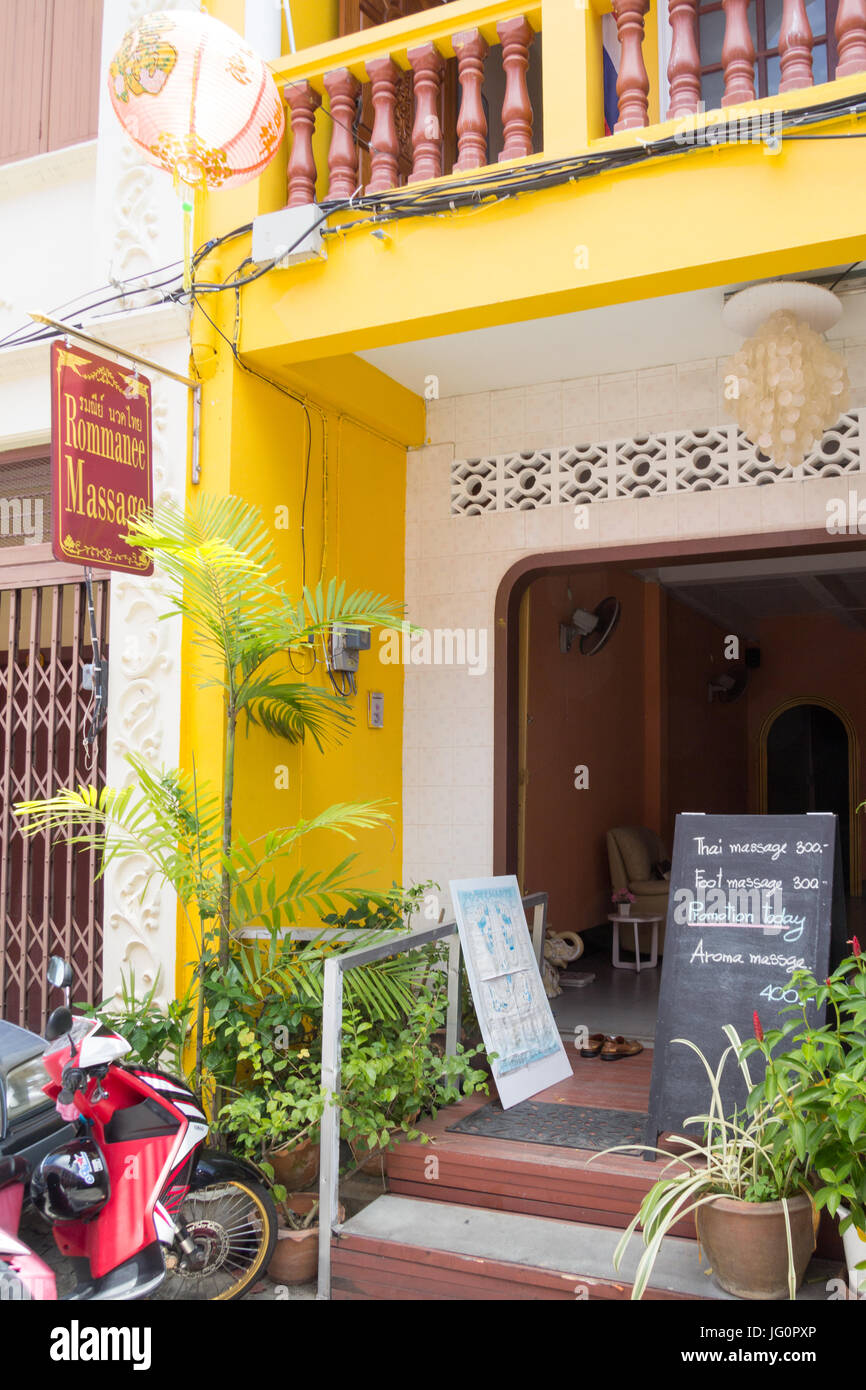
[0,1155,29,1191]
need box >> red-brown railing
[282,4,542,205]
[275,0,866,205]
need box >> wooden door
[339,0,459,185]
[0,0,103,165]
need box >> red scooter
[0,972,276,1301]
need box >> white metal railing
[313,890,548,1299]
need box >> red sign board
[51,342,154,575]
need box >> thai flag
[602,14,620,135]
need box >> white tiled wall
[403,343,866,913]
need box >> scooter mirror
[47,957,73,990]
[45,1006,73,1042]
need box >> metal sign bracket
[29,311,202,486]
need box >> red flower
[848,936,862,958]
[753,1011,764,1043]
[826,977,833,990]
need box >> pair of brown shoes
[580,1033,643,1061]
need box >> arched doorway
[759,698,859,897]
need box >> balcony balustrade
[271,0,866,205]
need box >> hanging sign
[51,341,154,575]
[451,876,572,1109]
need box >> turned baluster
[779,0,814,90]
[366,56,400,194]
[836,0,866,75]
[284,81,321,207]
[612,0,650,131]
[497,17,534,160]
[324,67,361,199]
[408,42,446,182]
[721,0,756,106]
[667,0,701,117]
[454,28,489,171]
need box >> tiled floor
[550,948,660,1045]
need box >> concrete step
[331,1194,839,1302]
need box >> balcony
[241,0,866,377]
[271,0,866,205]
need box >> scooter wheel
[152,1177,278,1301]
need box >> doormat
[446,1101,648,1152]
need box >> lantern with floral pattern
[108,9,284,191]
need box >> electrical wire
[0,267,187,349]
[827,262,864,292]
[8,86,864,358]
[299,396,312,589]
[0,259,185,348]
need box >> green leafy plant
[202,925,436,1094]
[740,940,866,1251]
[339,987,489,1162]
[321,879,439,933]
[14,495,414,1099]
[593,1028,809,1300]
[82,968,195,1079]
[216,1022,326,1162]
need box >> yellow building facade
[185,0,866,987]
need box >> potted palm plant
[595,1026,816,1300]
[14,495,412,1106]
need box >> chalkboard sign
[645,813,847,1156]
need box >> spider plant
[593,1026,810,1300]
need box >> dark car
[0,1019,75,1173]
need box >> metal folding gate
[0,579,108,1033]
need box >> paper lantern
[723,283,849,469]
[108,9,284,191]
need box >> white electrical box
[251,204,326,268]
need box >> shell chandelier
[723,283,850,469]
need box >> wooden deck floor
[385,1043,696,1236]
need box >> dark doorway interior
[766,703,851,889]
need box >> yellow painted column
[282,1,341,204]
[543,0,605,153]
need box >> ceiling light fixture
[722,281,849,469]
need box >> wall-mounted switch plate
[368,691,384,728]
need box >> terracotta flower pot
[267,1138,319,1192]
[267,1192,345,1286]
[839,1204,866,1298]
[696,1193,816,1300]
[349,1115,420,1178]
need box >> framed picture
[451,875,572,1109]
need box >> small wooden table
[608,913,662,973]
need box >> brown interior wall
[522,568,648,934]
[522,571,751,936]
[746,609,866,891]
[522,565,866,934]
[663,594,750,849]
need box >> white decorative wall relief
[102,359,186,1011]
[450,412,865,515]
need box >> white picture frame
[451,875,573,1109]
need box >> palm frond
[237,676,353,749]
